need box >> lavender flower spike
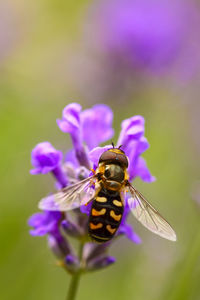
[30,142,68,188]
[29,102,157,299]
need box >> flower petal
[89,145,112,166]
[81,104,114,149]
[126,137,150,180]
[132,157,156,182]
[28,211,62,237]
[80,201,92,215]
[65,149,79,167]
[57,103,82,133]
[30,142,63,174]
[117,116,145,148]
[118,223,141,244]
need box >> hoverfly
[39,147,177,243]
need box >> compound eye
[105,167,111,178]
[118,154,129,168]
[99,150,116,164]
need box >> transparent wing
[127,183,177,241]
[38,175,97,211]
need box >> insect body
[88,187,124,242]
[88,149,128,242]
[39,148,177,242]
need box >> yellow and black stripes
[88,187,124,243]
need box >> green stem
[66,242,84,300]
[66,272,81,300]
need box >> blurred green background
[1,0,200,299]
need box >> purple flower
[57,103,114,168]
[117,116,155,182]
[81,104,114,149]
[57,103,114,149]
[89,145,112,167]
[30,142,68,188]
[28,211,74,259]
[67,0,200,106]
[89,115,155,182]
[118,199,141,244]
[28,210,61,237]
[30,142,62,175]
[57,103,82,150]
[117,116,145,146]
[29,102,155,274]
[89,0,198,74]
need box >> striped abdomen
[88,188,124,243]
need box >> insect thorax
[104,164,124,181]
[97,162,128,191]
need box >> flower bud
[61,220,82,238]
[65,254,80,272]
[87,256,115,271]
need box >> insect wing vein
[127,183,177,241]
[38,175,96,211]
